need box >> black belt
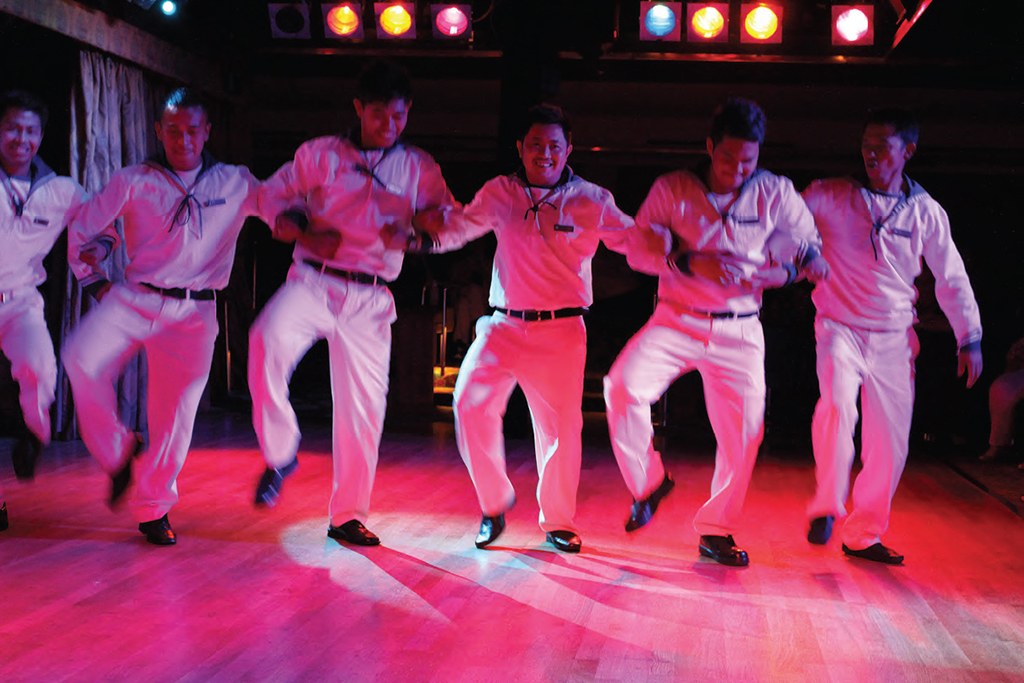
[682,307,759,319]
[140,282,216,301]
[495,307,588,321]
[303,259,388,286]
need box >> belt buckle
[0,292,8,303]
[540,310,554,321]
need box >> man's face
[517,123,572,187]
[861,123,914,189]
[355,98,409,149]
[706,135,759,193]
[155,106,210,172]
[0,108,43,176]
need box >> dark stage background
[1,1,1020,454]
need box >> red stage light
[832,5,874,45]
[375,2,414,38]
[323,3,362,38]
[431,5,471,39]
[741,3,783,44]
[687,3,728,43]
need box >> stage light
[832,5,874,45]
[640,2,682,42]
[375,3,415,38]
[741,3,783,44]
[687,3,728,42]
[431,5,471,39]
[160,0,176,15]
[323,3,363,38]
[269,3,311,39]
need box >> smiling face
[706,135,759,194]
[517,123,572,187]
[155,105,210,172]
[0,108,43,177]
[861,123,914,193]
[355,97,409,150]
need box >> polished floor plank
[1,411,1023,683]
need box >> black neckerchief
[516,166,573,221]
[852,172,917,260]
[144,150,218,233]
[345,128,402,191]
[1,157,56,218]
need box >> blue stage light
[645,4,677,37]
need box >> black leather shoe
[475,514,506,548]
[699,534,749,567]
[254,457,299,507]
[11,432,43,481]
[327,519,380,546]
[546,530,582,553]
[625,472,676,532]
[842,542,903,565]
[138,514,176,546]
[109,433,144,509]
[0,502,8,531]
[807,515,834,545]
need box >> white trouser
[604,305,766,536]
[63,284,219,523]
[249,264,396,527]
[809,318,917,550]
[989,368,1024,446]
[0,287,57,444]
[453,312,586,533]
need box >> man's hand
[273,213,305,243]
[957,341,983,388]
[79,242,108,267]
[380,223,409,250]
[93,282,113,301]
[802,254,830,284]
[746,265,791,290]
[689,251,751,288]
[297,226,342,260]
[412,207,446,236]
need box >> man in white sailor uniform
[603,98,828,566]
[249,61,455,547]
[0,90,86,531]
[803,108,982,564]
[64,88,262,545]
[415,104,636,553]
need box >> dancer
[604,98,827,566]
[64,88,261,545]
[0,90,86,527]
[803,107,982,564]
[249,61,455,547]
[414,104,635,552]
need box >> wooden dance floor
[2,411,1023,683]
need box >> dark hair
[519,104,572,143]
[356,60,412,105]
[864,107,919,146]
[161,87,208,120]
[709,98,766,146]
[0,90,49,131]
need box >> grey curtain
[56,50,164,439]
